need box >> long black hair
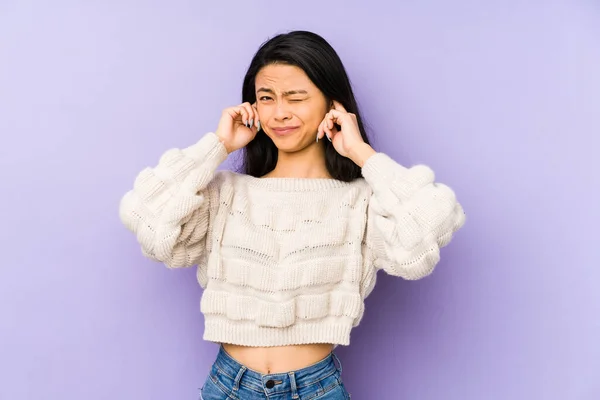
[240,30,371,182]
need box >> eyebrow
[257,88,308,96]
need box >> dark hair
[240,30,371,182]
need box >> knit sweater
[119,132,465,347]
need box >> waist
[222,343,334,374]
[212,345,342,393]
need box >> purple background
[1,1,599,399]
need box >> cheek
[256,105,272,122]
[297,104,325,127]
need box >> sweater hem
[202,319,352,347]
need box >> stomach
[221,343,335,374]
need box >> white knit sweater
[119,132,465,346]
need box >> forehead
[255,64,315,90]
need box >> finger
[322,113,329,130]
[252,103,260,128]
[323,118,333,140]
[327,117,340,141]
[237,107,250,126]
[243,102,255,125]
[318,116,327,138]
[316,119,325,141]
[226,106,244,124]
[328,127,338,142]
[332,100,347,113]
[326,112,335,130]
[241,102,254,127]
[327,109,348,126]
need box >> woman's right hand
[215,102,260,154]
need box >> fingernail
[327,134,332,142]
[316,134,319,143]
[257,120,261,130]
[249,119,253,127]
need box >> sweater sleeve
[119,132,228,269]
[362,152,466,280]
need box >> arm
[360,150,466,280]
[316,101,465,280]
[119,132,228,269]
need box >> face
[254,64,330,153]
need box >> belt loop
[288,371,299,399]
[332,352,343,374]
[233,366,247,392]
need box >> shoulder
[349,177,370,190]
[345,177,372,196]
[212,169,239,183]
[209,169,261,191]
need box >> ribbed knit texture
[119,132,466,346]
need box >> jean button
[265,379,275,389]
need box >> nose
[273,102,292,121]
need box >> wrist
[348,142,376,167]
[215,133,233,154]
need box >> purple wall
[1,1,599,399]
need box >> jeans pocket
[199,372,232,400]
[301,371,350,400]
[312,383,350,399]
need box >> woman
[120,31,465,399]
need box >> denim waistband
[213,345,342,397]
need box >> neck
[267,143,330,179]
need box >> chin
[268,131,315,153]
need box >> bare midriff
[221,343,335,374]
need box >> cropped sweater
[119,132,465,347]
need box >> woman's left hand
[317,101,376,167]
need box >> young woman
[120,30,465,399]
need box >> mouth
[271,126,300,135]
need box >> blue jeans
[200,346,351,399]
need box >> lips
[271,126,300,135]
